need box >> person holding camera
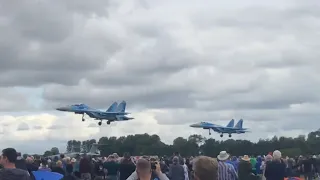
[126,158,169,180]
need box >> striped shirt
[218,161,238,180]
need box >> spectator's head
[136,158,152,180]
[174,152,180,156]
[241,155,251,162]
[273,150,282,160]
[173,156,179,165]
[0,148,17,167]
[56,160,63,168]
[60,154,65,159]
[108,155,116,161]
[26,156,34,163]
[193,156,218,180]
[217,151,229,162]
[123,152,131,160]
[265,154,273,162]
[149,157,156,163]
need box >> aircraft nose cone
[190,123,198,127]
[56,107,68,111]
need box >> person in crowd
[126,158,169,180]
[0,148,30,180]
[286,157,295,177]
[255,156,263,176]
[182,158,189,180]
[38,159,51,171]
[261,154,272,180]
[171,152,184,165]
[217,151,238,180]
[61,164,79,180]
[302,156,314,180]
[159,157,169,174]
[168,156,185,180]
[119,152,136,180]
[72,156,81,178]
[25,156,38,180]
[192,156,218,180]
[93,157,105,179]
[264,150,286,180]
[238,155,252,180]
[104,155,119,180]
[15,152,28,172]
[80,155,92,180]
[227,156,239,172]
[52,160,66,176]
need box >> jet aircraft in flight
[56,101,134,126]
[190,119,249,137]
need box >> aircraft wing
[81,109,129,115]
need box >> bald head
[136,158,151,171]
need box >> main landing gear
[98,121,102,126]
[82,114,85,121]
[107,121,111,125]
[220,134,232,138]
[209,129,211,135]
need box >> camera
[151,162,157,170]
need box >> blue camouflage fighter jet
[190,119,249,138]
[56,101,134,126]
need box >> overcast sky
[0,0,320,154]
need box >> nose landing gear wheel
[107,121,111,125]
[82,114,85,121]
[220,134,223,137]
[229,134,232,137]
[98,121,102,126]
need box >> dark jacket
[238,160,252,180]
[119,159,136,180]
[0,168,30,180]
[79,158,91,174]
[103,161,119,176]
[264,160,286,180]
[52,166,66,176]
[15,158,28,171]
[168,164,184,180]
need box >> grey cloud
[0,0,122,87]
[17,123,30,131]
[0,88,32,111]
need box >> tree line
[37,129,320,158]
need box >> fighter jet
[56,101,134,126]
[190,119,249,138]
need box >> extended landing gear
[209,129,211,135]
[220,134,223,137]
[82,114,85,121]
[98,121,102,126]
[107,121,111,125]
[229,134,232,138]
